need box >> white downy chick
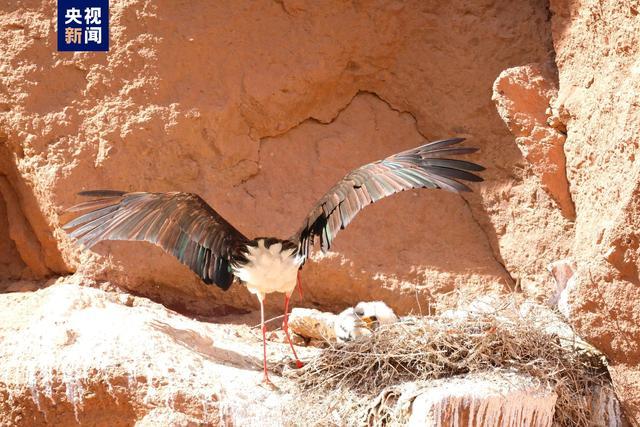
[334,301,398,343]
[334,307,371,343]
[354,301,399,328]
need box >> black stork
[62,137,484,384]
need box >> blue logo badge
[57,0,109,51]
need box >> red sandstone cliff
[0,0,638,424]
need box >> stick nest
[284,300,613,426]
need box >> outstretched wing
[62,191,250,290]
[294,138,484,260]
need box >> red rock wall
[550,0,640,360]
[1,0,562,315]
[2,0,640,423]
[548,0,640,422]
[0,192,25,280]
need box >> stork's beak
[360,316,377,330]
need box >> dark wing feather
[294,138,484,260]
[62,191,249,290]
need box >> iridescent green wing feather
[63,191,249,290]
[294,138,484,260]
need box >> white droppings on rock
[557,271,578,320]
[590,385,624,427]
[407,373,556,427]
[546,259,577,308]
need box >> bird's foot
[294,360,304,369]
[260,375,277,390]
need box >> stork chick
[355,301,399,328]
[335,301,399,343]
[62,138,484,385]
[335,307,373,343]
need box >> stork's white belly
[233,240,304,298]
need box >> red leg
[283,293,303,368]
[296,269,303,300]
[259,296,272,384]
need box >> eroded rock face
[0,144,65,279]
[0,191,25,280]
[406,374,557,427]
[543,1,640,423]
[3,280,622,426]
[0,278,316,426]
[485,0,640,423]
[2,0,640,423]
[492,63,575,219]
[0,0,560,315]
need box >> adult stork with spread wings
[63,137,484,384]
